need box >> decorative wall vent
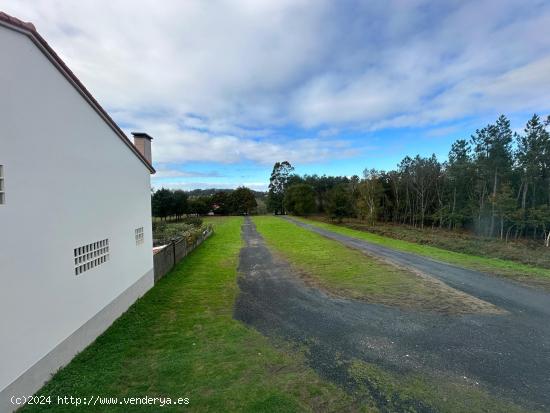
[135,227,144,245]
[74,239,109,275]
[0,165,5,205]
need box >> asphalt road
[234,217,550,412]
[284,216,550,317]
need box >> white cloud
[127,116,359,165]
[152,180,267,192]
[3,0,550,169]
[152,168,223,179]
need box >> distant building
[0,12,156,411]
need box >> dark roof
[0,11,155,173]
[132,132,154,141]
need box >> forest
[268,114,550,245]
[151,186,260,218]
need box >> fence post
[172,240,176,268]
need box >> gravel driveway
[234,217,550,412]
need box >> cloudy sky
[4,0,550,190]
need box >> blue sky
[5,0,550,191]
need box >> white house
[0,12,156,411]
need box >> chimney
[131,132,153,165]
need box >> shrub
[182,216,203,227]
[153,221,212,247]
[153,222,194,244]
[152,221,167,235]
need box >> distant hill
[187,188,267,200]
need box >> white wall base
[0,268,154,413]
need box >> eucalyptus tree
[267,161,294,214]
[356,170,383,225]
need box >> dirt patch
[374,252,506,315]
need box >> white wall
[0,25,154,392]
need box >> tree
[151,188,175,220]
[517,114,550,210]
[530,205,550,246]
[211,191,231,215]
[172,190,188,219]
[445,139,474,229]
[327,184,354,222]
[267,161,294,214]
[255,198,268,215]
[265,113,550,244]
[400,154,441,228]
[284,184,316,216]
[471,115,514,236]
[188,196,211,215]
[493,184,516,240]
[301,174,350,213]
[230,186,257,214]
[356,169,383,225]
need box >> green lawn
[320,218,550,270]
[22,217,364,413]
[293,217,550,283]
[253,216,500,314]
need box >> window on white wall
[135,227,144,245]
[0,165,5,205]
[74,239,110,276]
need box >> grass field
[21,217,363,413]
[253,216,500,314]
[295,217,550,286]
[332,219,550,269]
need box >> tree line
[151,186,258,219]
[268,114,550,245]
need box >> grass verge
[294,217,550,284]
[21,217,364,413]
[326,218,550,269]
[252,216,500,314]
[346,358,534,413]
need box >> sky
[4,0,550,191]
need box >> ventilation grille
[74,239,109,275]
[135,227,144,245]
